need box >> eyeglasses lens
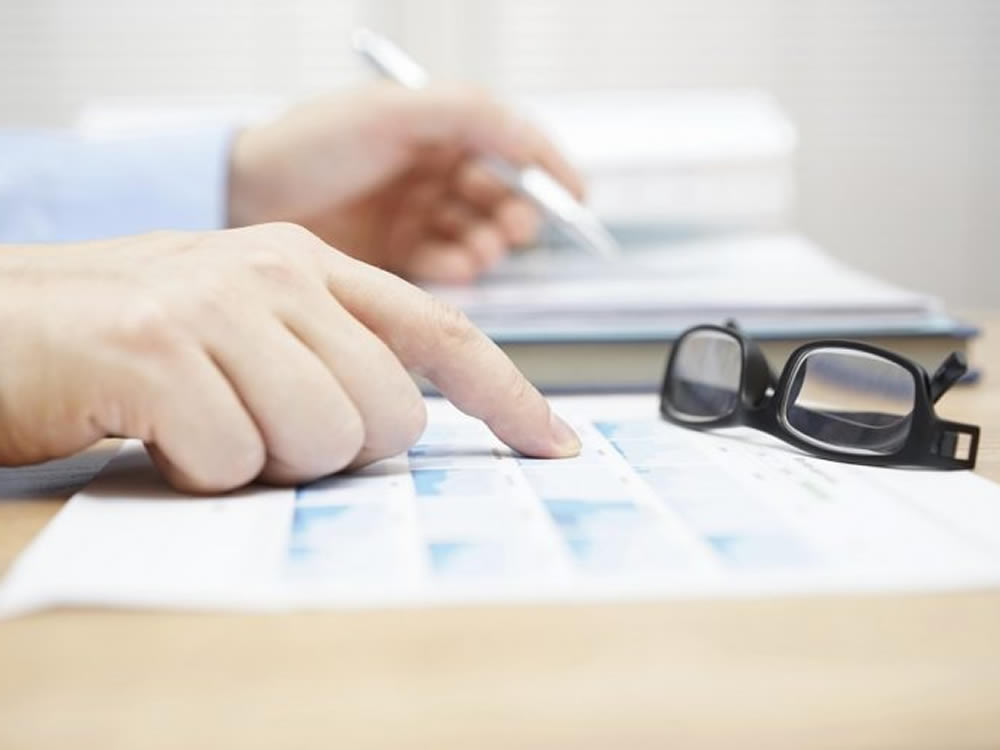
[666,330,743,420]
[783,348,916,455]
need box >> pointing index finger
[326,255,581,458]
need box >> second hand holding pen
[352,27,622,260]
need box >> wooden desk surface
[3,319,1000,750]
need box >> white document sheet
[3,395,1000,617]
[427,234,940,335]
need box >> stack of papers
[430,233,942,337]
[518,89,797,228]
[3,396,1000,617]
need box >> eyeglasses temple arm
[929,352,968,403]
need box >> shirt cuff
[0,127,235,244]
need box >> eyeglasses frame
[659,323,980,470]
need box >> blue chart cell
[415,422,490,446]
[564,536,635,573]
[542,499,680,574]
[706,534,814,569]
[411,469,449,496]
[428,541,520,578]
[287,544,318,565]
[297,475,346,498]
[411,468,510,497]
[287,504,399,578]
[593,422,696,468]
[605,440,677,466]
[543,499,640,537]
[293,503,350,523]
[290,504,390,541]
[594,421,663,441]
[407,444,502,469]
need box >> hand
[227,85,584,284]
[0,224,580,492]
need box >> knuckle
[151,431,266,494]
[500,363,534,408]
[154,277,241,336]
[224,438,268,487]
[188,277,238,323]
[261,222,326,258]
[187,444,265,494]
[242,247,304,287]
[401,390,429,446]
[261,221,316,243]
[261,405,366,485]
[424,296,479,353]
[251,222,331,275]
[325,408,366,473]
[380,386,428,457]
[347,390,426,471]
[109,297,185,360]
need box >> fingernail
[549,412,582,456]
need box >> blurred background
[1,0,997,306]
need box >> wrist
[227,127,274,228]
[0,247,36,416]
[0,245,55,326]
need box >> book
[486,319,976,394]
[427,233,977,393]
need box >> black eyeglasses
[659,322,980,469]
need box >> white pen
[351,27,622,260]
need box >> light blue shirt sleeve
[0,128,234,244]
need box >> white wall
[1,0,997,306]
